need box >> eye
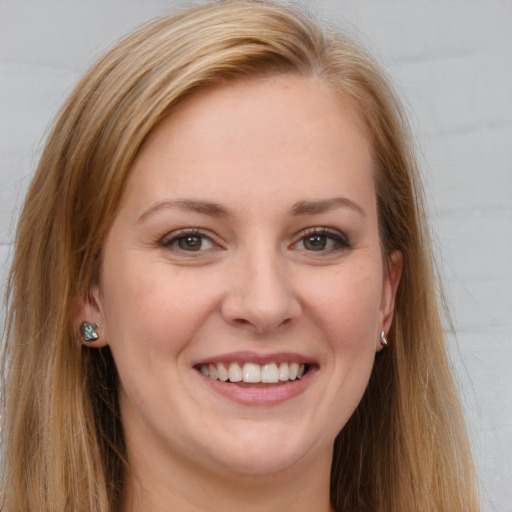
[160,229,217,252]
[302,234,329,251]
[294,228,350,252]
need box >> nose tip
[227,298,300,335]
[220,260,301,335]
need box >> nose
[220,249,302,335]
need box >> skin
[81,74,402,512]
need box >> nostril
[230,316,297,336]
[220,282,302,334]
[233,318,252,327]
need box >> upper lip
[192,351,317,367]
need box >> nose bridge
[221,236,300,334]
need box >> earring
[80,321,99,342]
[380,330,388,347]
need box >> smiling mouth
[196,362,309,384]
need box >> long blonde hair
[1,1,479,510]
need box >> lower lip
[198,367,316,406]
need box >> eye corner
[159,228,224,254]
[291,227,352,254]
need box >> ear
[377,250,403,350]
[74,286,108,348]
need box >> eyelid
[158,226,350,254]
[159,228,222,251]
[292,227,351,251]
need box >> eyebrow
[290,197,366,217]
[138,196,366,223]
[137,199,229,222]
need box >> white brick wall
[1,1,511,510]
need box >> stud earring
[380,330,388,347]
[80,321,99,342]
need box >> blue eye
[161,230,215,252]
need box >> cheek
[301,262,383,345]
[313,267,382,417]
[100,256,219,355]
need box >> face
[86,74,401,480]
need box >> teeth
[199,361,306,383]
[279,362,289,381]
[261,363,279,383]
[243,363,261,383]
[208,363,219,380]
[217,363,229,382]
[228,362,242,382]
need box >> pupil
[179,236,201,250]
[306,235,326,250]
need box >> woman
[1,1,479,511]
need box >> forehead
[122,74,375,219]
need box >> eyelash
[159,227,350,255]
[293,227,351,253]
[159,228,219,253]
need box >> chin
[212,448,307,478]
[195,422,330,478]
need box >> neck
[120,444,334,512]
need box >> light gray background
[1,1,511,510]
